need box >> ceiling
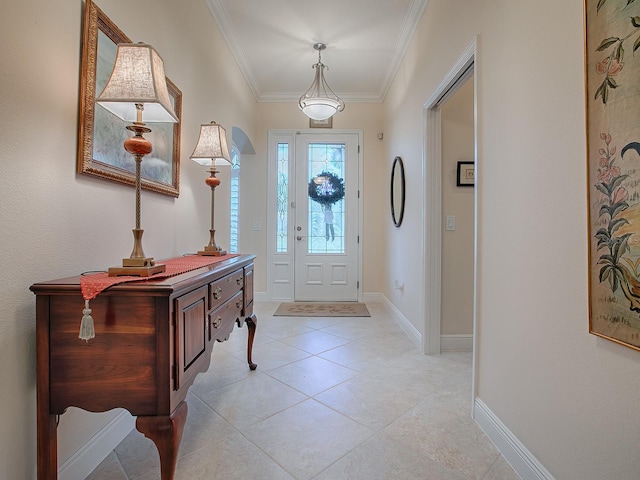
[204,0,429,103]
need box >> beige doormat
[274,302,370,317]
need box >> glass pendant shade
[190,121,231,167]
[298,43,345,121]
[96,43,178,123]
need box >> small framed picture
[456,161,475,187]
[309,117,333,128]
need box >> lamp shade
[299,97,344,121]
[190,121,231,166]
[96,43,178,123]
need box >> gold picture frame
[585,0,640,351]
[77,0,182,197]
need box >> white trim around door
[266,129,363,303]
[422,37,478,410]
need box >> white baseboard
[361,292,383,303]
[59,410,135,480]
[441,334,473,352]
[474,398,555,480]
[260,292,381,304]
[378,294,421,349]
[254,291,269,302]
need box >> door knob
[296,226,302,231]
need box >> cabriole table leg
[246,313,258,370]
[135,401,188,480]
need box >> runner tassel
[79,300,95,341]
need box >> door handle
[297,236,306,241]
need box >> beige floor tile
[189,348,255,396]
[312,432,469,480]
[136,430,295,480]
[280,329,352,354]
[252,316,316,340]
[242,399,373,480]
[383,396,500,480]
[318,317,380,340]
[267,355,359,396]
[85,452,127,480]
[232,338,311,372]
[482,455,522,480]
[318,332,417,372]
[367,351,473,398]
[314,375,424,430]
[178,393,238,457]
[197,370,307,428]
[112,428,161,479]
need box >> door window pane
[276,143,289,253]
[307,143,346,254]
[229,146,240,253]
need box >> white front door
[293,133,360,301]
[267,130,361,302]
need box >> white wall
[383,0,640,478]
[0,0,256,476]
[441,78,474,335]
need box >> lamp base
[197,245,227,256]
[108,261,166,277]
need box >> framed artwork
[456,161,475,187]
[77,0,182,197]
[586,0,640,351]
[309,117,333,128]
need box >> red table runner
[80,254,239,301]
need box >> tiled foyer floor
[88,302,520,480]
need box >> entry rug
[274,302,370,317]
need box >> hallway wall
[0,0,256,476]
[383,0,640,478]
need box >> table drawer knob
[213,287,223,299]
[212,316,222,329]
[236,277,244,286]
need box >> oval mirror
[390,156,405,227]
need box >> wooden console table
[31,254,257,480]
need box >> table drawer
[209,291,243,343]
[209,268,243,311]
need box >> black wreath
[308,171,345,206]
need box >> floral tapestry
[587,0,640,350]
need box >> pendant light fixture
[298,43,345,121]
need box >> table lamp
[96,42,178,276]
[190,121,231,256]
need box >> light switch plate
[445,215,456,231]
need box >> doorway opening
[422,37,478,411]
[422,38,477,364]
